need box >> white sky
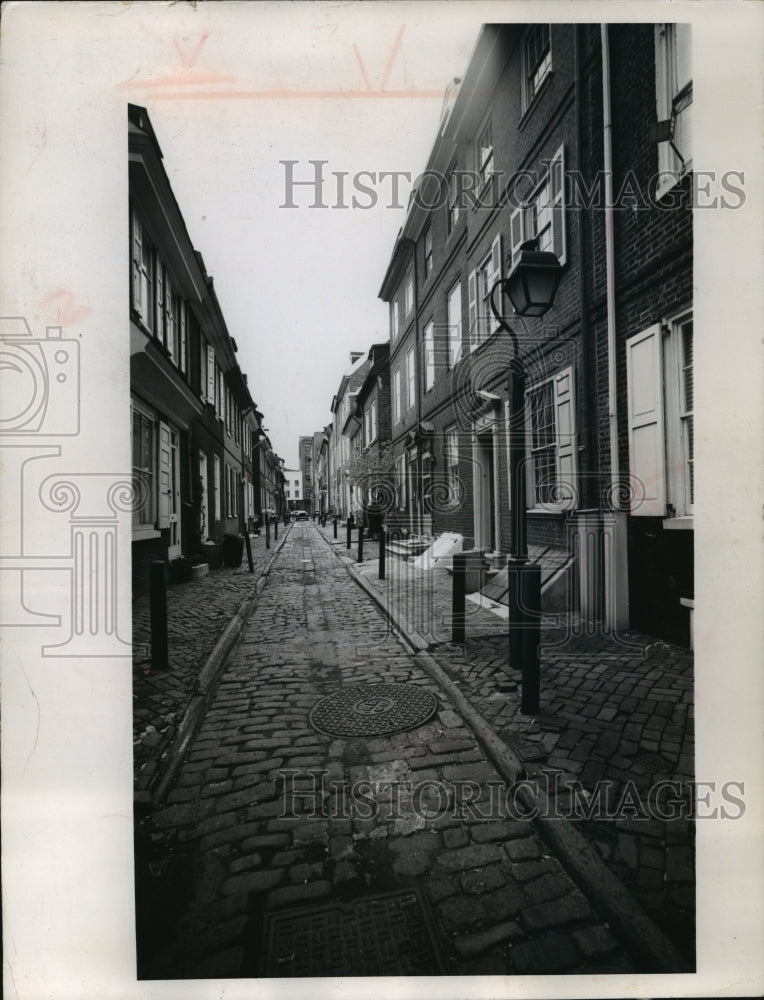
[127,5,482,467]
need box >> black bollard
[333,517,338,540]
[357,525,364,563]
[265,513,271,550]
[346,519,351,550]
[451,552,467,645]
[274,518,278,541]
[244,531,254,573]
[520,563,542,715]
[379,526,386,580]
[150,560,169,671]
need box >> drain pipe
[600,24,628,629]
[601,24,619,487]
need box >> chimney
[350,352,364,365]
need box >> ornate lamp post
[489,239,562,715]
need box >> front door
[199,451,208,541]
[474,430,497,551]
[158,421,182,559]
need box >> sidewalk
[316,521,695,959]
[133,524,291,803]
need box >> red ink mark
[39,289,92,327]
[172,31,210,70]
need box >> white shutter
[554,366,577,507]
[157,421,172,528]
[206,345,215,403]
[467,269,478,351]
[155,261,165,345]
[510,205,525,267]
[626,325,666,516]
[489,233,502,332]
[550,145,566,264]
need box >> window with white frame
[476,116,494,190]
[406,346,416,410]
[130,209,154,331]
[424,319,435,391]
[655,23,692,193]
[446,160,460,234]
[626,311,693,518]
[447,281,462,368]
[510,146,566,267]
[424,227,433,278]
[206,344,216,403]
[364,407,372,446]
[396,452,407,508]
[393,367,402,424]
[445,426,459,502]
[132,399,156,528]
[390,297,399,340]
[370,398,377,442]
[404,270,414,316]
[468,234,502,350]
[217,369,224,421]
[525,367,577,509]
[213,454,221,521]
[522,23,552,112]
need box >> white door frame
[472,413,500,551]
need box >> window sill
[518,72,554,131]
[654,161,693,203]
[133,527,161,541]
[663,516,693,531]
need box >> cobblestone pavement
[133,527,286,800]
[317,523,696,959]
[135,522,642,978]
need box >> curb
[148,523,293,807]
[317,527,690,973]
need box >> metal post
[452,552,466,644]
[333,517,338,539]
[244,530,254,573]
[379,526,386,580]
[150,560,168,672]
[508,358,528,563]
[265,513,271,550]
[346,519,351,550]
[274,518,278,541]
[357,524,364,562]
[520,563,542,715]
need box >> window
[404,270,414,316]
[626,312,693,518]
[447,281,462,368]
[424,227,433,278]
[370,398,377,442]
[522,23,552,112]
[476,117,494,190]
[655,23,692,193]
[364,408,372,446]
[510,145,566,267]
[213,455,221,520]
[424,319,435,391]
[217,369,224,421]
[206,344,215,403]
[286,489,290,498]
[525,367,577,509]
[406,346,416,410]
[130,209,153,331]
[390,298,399,341]
[132,401,155,528]
[468,234,502,350]
[393,367,402,424]
[447,161,461,234]
[225,463,231,517]
[396,453,407,508]
[445,426,459,502]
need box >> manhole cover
[309,683,438,737]
[633,751,672,775]
[260,888,446,976]
[513,740,548,763]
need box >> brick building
[129,104,284,594]
[369,22,693,645]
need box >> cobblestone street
[133,522,684,979]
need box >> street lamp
[489,238,563,715]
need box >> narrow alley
[135,523,646,979]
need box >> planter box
[191,563,209,580]
[202,543,223,571]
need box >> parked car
[293,510,308,521]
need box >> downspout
[600,24,628,629]
[601,24,619,490]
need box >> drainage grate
[309,683,438,738]
[633,751,672,775]
[260,888,446,977]
[513,740,548,763]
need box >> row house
[372,23,693,645]
[129,104,284,595]
[283,468,306,513]
[327,352,369,519]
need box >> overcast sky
[127,5,482,467]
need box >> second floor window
[447,281,462,368]
[655,23,692,194]
[468,234,502,350]
[424,227,433,278]
[406,347,416,410]
[476,118,494,190]
[393,367,402,424]
[522,23,552,111]
[447,161,461,234]
[390,298,399,340]
[424,319,435,391]
[510,145,566,267]
[404,270,414,316]
[130,209,154,332]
